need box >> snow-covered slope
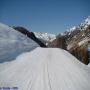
[0,23,39,63]
[0,47,90,90]
[88,63,90,67]
[80,16,90,29]
[34,32,56,42]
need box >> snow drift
[0,47,90,90]
[0,23,39,63]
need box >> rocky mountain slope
[57,16,90,64]
[14,27,46,47]
[55,16,90,50]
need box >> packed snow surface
[0,47,90,90]
[0,23,39,63]
[88,63,90,67]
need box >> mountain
[0,23,39,63]
[14,27,46,47]
[66,16,90,50]
[35,16,90,50]
[0,47,90,90]
[34,32,56,45]
[80,16,90,30]
[58,16,90,38]
[55,16,90,50]
[55,16,90,64]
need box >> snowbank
[0,23,39,63]
[0,47,90,90]
[88,63,90,67]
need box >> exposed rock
[13,27,46,47]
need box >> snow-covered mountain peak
[34,32,56,42]
[85,16,90,24]
[69,26,76,32]
[80,16,90,29]
[58,26,77,37]
[58,16,90,37]
[66,26,76,32]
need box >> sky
[0,0,90,34]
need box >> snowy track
[0,47,90,90]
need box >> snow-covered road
[0,47,90,90]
